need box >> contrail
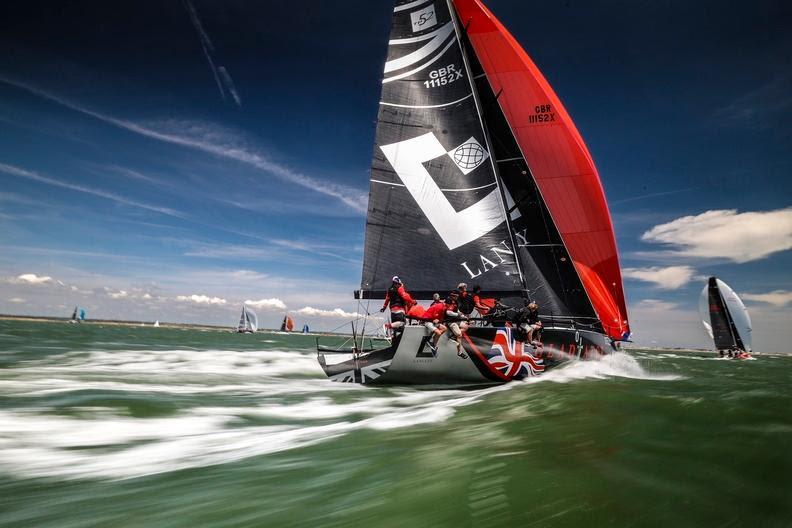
[182,0,242,106]
[0,78,367,213]
[0,162,188,219]
[218,66,241,106]
[611,186,704,205]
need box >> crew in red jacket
[380,276,415,333]
[422,290,468,355]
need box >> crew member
[422,297,449,352]
[444,290,469,355]
[430,293,443,306]
[457,283,474,317]
[516,300,542,344]
[471,285,494,318]
[421,291,468,356]
[380,276,414,334]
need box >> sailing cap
[457,282,467,290]
[392,276,402,284]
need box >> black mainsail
[359,0,522,300]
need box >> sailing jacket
[458,292,475,315]
[422,302,448,322]
[423,301,466,323]
[517,307,540,326]
[382,284,414,313]
[472,294,495,316]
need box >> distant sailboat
[237,305,258,333]
[68,306,86,324]
[699,277,753,358]
[302,324,310,334]
[280,314,294,333]
[153,320,160,328]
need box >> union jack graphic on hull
[464,328,544,381]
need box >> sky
[0,0,790,349]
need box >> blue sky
[0,1,790,348]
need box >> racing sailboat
[699,277,753,358]
[236,305,258,333]
[68,306,86,324]
[317,0,629,384]
[280,314,294,333]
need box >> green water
[0,320,790,527]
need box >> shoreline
[0,314,244,332]
[0,314,355,337]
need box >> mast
[446,0,525,292]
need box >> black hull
[317,325,615,385]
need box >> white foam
[0,349,680,481]
[527,352,682,383]
[0,388,481,480]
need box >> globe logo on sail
[454,142,485,169]
[450,137,489,174]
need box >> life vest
[387,284,406,309]
[458,292,474,315]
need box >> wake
[0,350,678,481]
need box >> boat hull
[317,325,614,385]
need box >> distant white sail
[238,305,258,332]
[697,288,714,339]
[245,306,258,332]
[154,320,160,328]
[718,279,752,351]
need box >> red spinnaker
[452,0,629,339]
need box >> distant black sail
[707,277,743,350]
[359,0,522,299]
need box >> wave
[0,388,484,480]
[0,350,679,481]
[531,352,682,383]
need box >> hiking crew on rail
[379,276,544,350]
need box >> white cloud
[11,273,54,285]
[622,266,696,289]
[175,294,227,305]
[227,270,269,281]
[632,299,679,311]
[296,306,364,319]
[641,208,792,263]
[244,298,287,311]
[108,290,129,299]
[740,290,792,307]
[142,293,152,300]
[8,297,25,303]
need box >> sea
[0,319,789,527]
